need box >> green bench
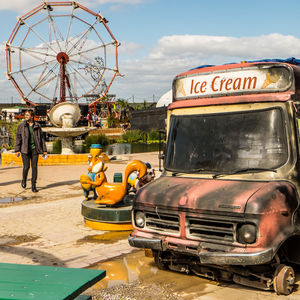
[0,263,106,300]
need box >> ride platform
[81,194,134,231]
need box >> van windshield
[165,108,288,173]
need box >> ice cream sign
[173,65,292,101]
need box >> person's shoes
[21,180,26,188]
[32,185,38,193]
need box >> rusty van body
[128,60,300,294]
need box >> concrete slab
[0,152,159,268]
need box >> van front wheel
[153,250,168,270]
[273,264,295,295]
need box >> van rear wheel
[273,264,295,295]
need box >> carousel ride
[80,144,155,231]
[5,1,120,155]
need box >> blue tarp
[192,57,300,70]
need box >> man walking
[14,110,47,192]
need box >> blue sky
[1,0,300,104]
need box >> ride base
[81,195,134,231]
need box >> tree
[116,98,130,122]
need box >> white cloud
[151,34,300,61]
[118,41,143,56]
[112,33,300,101]
[2,33,300,103]
[0,0,41,13]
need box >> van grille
[145,212,180,234]
[186,217,235,241]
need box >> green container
[113,172,123,182]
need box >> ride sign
[173,65,292,100]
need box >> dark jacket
[14,121,47,154]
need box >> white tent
[156,90,172,108]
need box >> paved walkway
[0,152,159,268]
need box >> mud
[88,251,300,300]
[77,231,132,245]
[0,235,39,246]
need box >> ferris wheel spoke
[33,62,60,91]
[53,72,60,100]
[70,68,89,98]
[65,6,75,52]
[11,45,57,60]
[67,44,103,66]
[65,28,87,48]
[35,74,58,90]
[47,11,64,52]
[64,69,77,100]
[67,18,98,56]
[22,48,56,58]
[35,64,48,88]
[69,42,114,58]
[100,66,117,73]
[18,47,52,65]
[69,58,116,75]
[66,64,95,90]
[21,18,58,55]
[67,27,92,56]
[25,86,53,102]
[10,59,56,76]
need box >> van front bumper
[128,235,274,265]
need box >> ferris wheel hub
[56,52,69,64]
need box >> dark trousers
[21,149,38,185]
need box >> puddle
[91,251,159,289]
[0,197,25,203]
[77,231,131,245]
[89,250,212,299]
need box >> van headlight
[237,224,257,244]
[134,211,145,228]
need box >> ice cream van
[129,59,300,295]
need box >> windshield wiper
[171,168,209,176]
[213,167,277,179]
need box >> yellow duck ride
[81,159,147,205]
[80,144,149,230]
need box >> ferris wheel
[5,1,120,107]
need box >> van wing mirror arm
[158,130,166,172]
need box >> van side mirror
[158,130,166,172]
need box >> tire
[273,264,295,295]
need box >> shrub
[121,130,146,143]
[83,134,109,152]
[52,139,62,154]
[0,120,22,148]
[147,129,160,141]
[107,115,120,128]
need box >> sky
[1,0,300,104]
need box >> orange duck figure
[81,158,147,206]
[80,144,109,200]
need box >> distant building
[156,90,172,108]
[129,107,167,132]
